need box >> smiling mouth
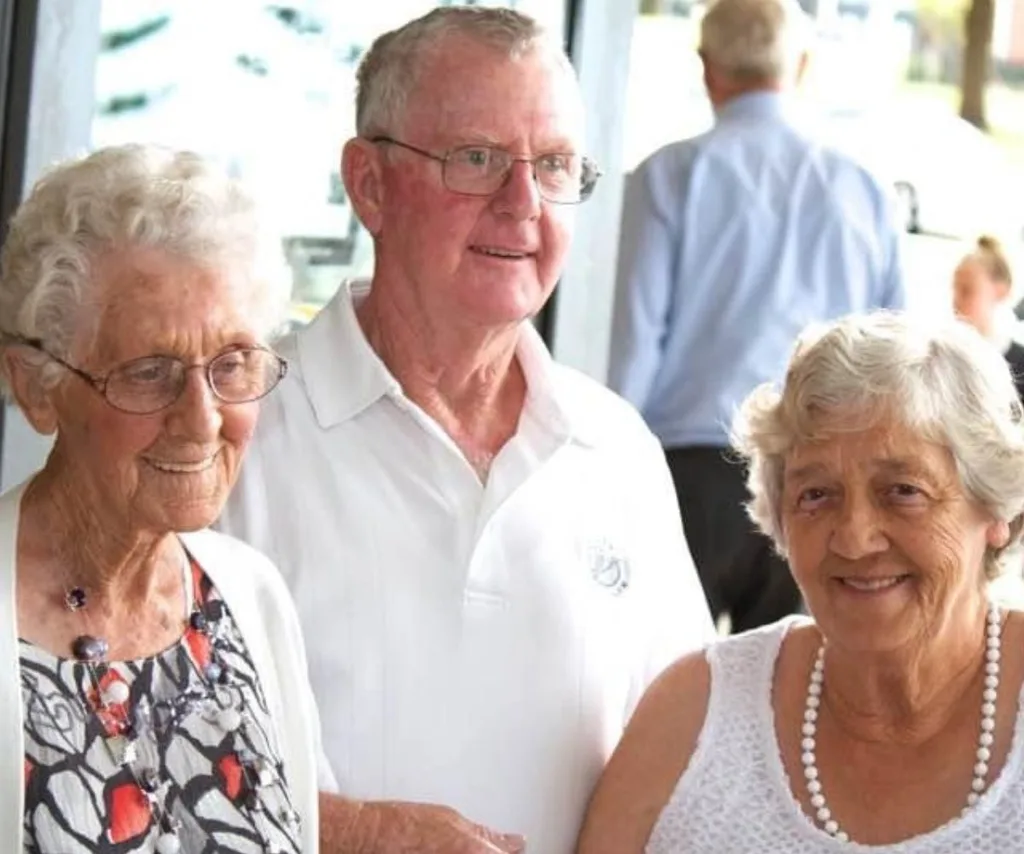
[471,245,533,260]
[146,453,219,474]
[837,575,911,592]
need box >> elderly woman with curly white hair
[577,311,1024,853]
[0,143,336,853]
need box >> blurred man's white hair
[699,0,812,83]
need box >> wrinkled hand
[350,800,526,853]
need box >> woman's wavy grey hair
[355,5,572,138]
[0,143,291,393]
[732,311,1024,579]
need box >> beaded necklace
[54,546,300,853]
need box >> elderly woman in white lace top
[577,311,1024,853]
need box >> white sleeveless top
[646,618,1024,853]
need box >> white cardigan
[0,480,329,853]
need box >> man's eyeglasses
[14,337,288,415]
[371,136,602,205]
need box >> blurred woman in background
[953,234,1024,398]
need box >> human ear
[2,348,59,435]
[342,137,386,237]
[986,518,1011,550]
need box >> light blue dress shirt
[608,92,906,448]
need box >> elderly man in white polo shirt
[219,6,714,853]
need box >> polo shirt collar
[297,279,398,429]
[516,321,601,448]
[297,279,601,448]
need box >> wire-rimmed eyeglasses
[371,136,602,204]
[13,337,288,415]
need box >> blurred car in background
[816,101,1024,242]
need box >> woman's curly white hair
[732,310,1024,579]
[0,143,290,393]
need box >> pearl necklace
[801,603,1002,843]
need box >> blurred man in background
[608,0,906,633]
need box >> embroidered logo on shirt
[588,538,631,596]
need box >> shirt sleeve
[316,732,340,792]
[878,185,908,311]
[607,156,682,411]
[624,427,717,722]
[266,548,341,796]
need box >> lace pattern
[646,618,1024,853]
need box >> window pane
[91,1,565,328]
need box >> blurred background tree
[961,0,995,127]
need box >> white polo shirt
[218,280,715,854]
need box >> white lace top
[646,618,1024,853]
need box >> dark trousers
[665,445,802,633]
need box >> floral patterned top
[19,555,303,854]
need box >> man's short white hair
[699,0,811,83]
[355,6,572,138]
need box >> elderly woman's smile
[832,574,911,592]
[143,452,220,474]
[38,245,273,535]
[782,420,1001,650]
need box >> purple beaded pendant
[64,587,87,611]
[71,634,108,662]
